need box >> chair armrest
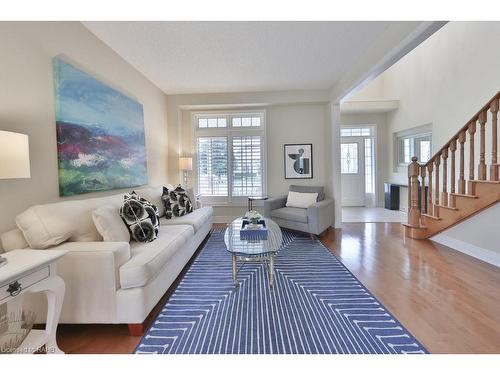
[264,195,287,217]
[307,199,335,235]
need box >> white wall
[356,22,500,184]
[166,91,332,222]
[0,22,169,248]
[432,203,500,267]
[350,21,500,260]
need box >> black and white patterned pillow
[162,185,193,219]
[119,192,159,242]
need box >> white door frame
[340,125,377,208]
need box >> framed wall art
[284,143,313,179]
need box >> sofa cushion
[289,185,325,201]
[159,206,213,233]
[120,224,194,289]
[92,205,130,243]
[16,194,124,249]
[271,207,308,223]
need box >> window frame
[192,110,267,205]
[393,124,432,172]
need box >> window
[341,143,359,174]
[364,138,374,194]
[394,125,432,169]
[232,136,262,196]
[197,116,227,128]
[341,127,372,137]
[194,111,266,203]
[197,137,228,196]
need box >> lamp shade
[179,157,193,171]
[0,131,31,179]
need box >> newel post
[408,156,421,226]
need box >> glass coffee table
[224,217,283,288]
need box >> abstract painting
[53,58,147,196]
[284,143,313,179]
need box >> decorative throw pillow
[285,191,318,209]
[92,205,130,243]
[162,185,194,219]
[119,192,159,242]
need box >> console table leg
[30,276,65,354]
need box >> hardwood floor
[56,223,500,354]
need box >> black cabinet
[384,182,428,211]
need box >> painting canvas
[284,143,313,179]
[53,58,148,196]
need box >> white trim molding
[431,234,500,269]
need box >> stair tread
[450,193,478,198]
[433,204,459,211]
[422,213,442,221]
[402,222,427,229]
[471,179,500,184]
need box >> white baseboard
[431,234,500,268]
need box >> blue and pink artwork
[53,58,148,196]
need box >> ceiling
[83,21,410,95]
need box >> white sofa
[0,186,213,333]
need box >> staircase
[404,91,500,239]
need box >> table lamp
[179,157,193,188]
[0,130,31,267]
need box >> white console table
[0,249,67,354]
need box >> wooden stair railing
[404,91,500,239]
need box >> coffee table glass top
[224,217,283,256]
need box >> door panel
[341,138,365,206]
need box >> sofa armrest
[264,195,287,218]
[46,241,131,323]
[307,199,334,235]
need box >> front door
[341,138,365,206]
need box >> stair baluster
[408,157,421,227]
[442,147,449,206]
[434,154,441,216]
[491,98,499,181]
[420,165,427,214]
[478,111,487,180]
[450,139,457,207]
[458,131,466,194]
[468,121,476,194]
[427,163,434,217]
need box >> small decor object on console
[120,192,159,242]
[162,185,193,219]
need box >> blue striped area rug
[135,228,427,354]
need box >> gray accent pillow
[289,185,325,201]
